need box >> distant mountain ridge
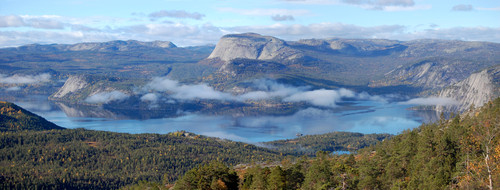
[3,34,500,113]
[13,40,177,52]
[0,39,215,79]
[204,33,500,92]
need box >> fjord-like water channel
[10,94,440,143]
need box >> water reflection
[7,94,444,143]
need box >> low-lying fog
[10,94,447,143]
[2,74,456,143]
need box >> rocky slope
[436,65,500,112]
[49,75,134,104]
[371,40,500,90]
[50,75,89,99]
[204,33,500,93]
[207,33,301,62]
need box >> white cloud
[218,8,310,16]
[0,15,25,27]
[342,0,415,8]
[382,4,431,11]
[237,79,305,100]
[284,88,355,107]
[85,91,130,104]
[4,86,21,91]
[141,77,382,107]
[399,97,459,106]
[148,10,205,20]
[172,84,234,100]
[283,0,423,11]
[143,77,234,101]
[271,15,295,21]
[452,4,473,11]
[0,73,51,84]
[1,14,500,48]
[0,15,66,29]
[140,93,159,102]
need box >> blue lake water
[11,95,440,143]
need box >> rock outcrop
[50,75,89,99]
[378,59,472,89]
[436,65,500,112]
[207,33,301,62]
[49,75,131,104]
[372,40,500,90]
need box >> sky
[0,0,499,47]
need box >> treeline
[264,132,391,156]
[169,98,500,189]
[0,129,283,189]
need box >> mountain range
[1,33,500,112]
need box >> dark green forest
[264,132,392,156]
[0,128,286,189]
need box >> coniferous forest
[1,98,500,189]
[170,98,500,190]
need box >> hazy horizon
[1,0,499,47]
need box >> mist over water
[9,94,441,143]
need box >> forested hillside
[0,101,63,131]
[0,129,285,189]
[171,97,500,189]
[0,102,285,189]
[264,132,391,156]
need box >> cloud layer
[271,15,295,21]
[452,4,473,11]
[0,73,51,84]
[1,13,500,47]
[85,91,130,104]
[399,97,459,106]
[148,10,205,20]
[140,77,382,108]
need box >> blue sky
[0,0,499,47]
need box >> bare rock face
[49,75,129,104]
[207,33,300,62]
[50,75,89,99]
[436,65,500,112]
[377,59,486,90]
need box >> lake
[9,94,440,143]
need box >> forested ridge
[0,128,286,189]
[0,101,63,132]
[170,98,500,189]
[264,132,392,156]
